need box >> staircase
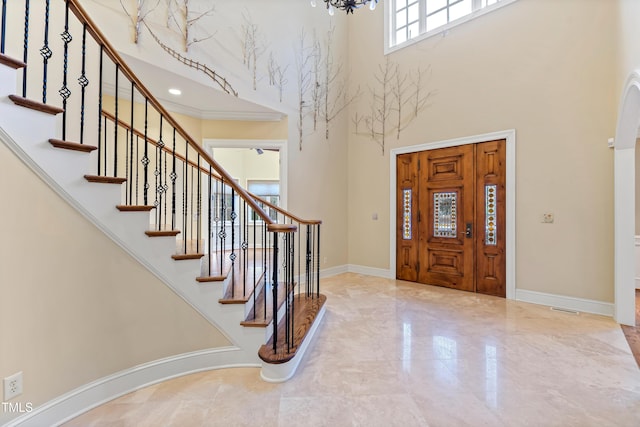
[0,1,325,424]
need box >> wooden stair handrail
[65,0,273,225]
[101,110,322,226]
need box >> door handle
[465,223,472,238]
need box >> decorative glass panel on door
[433,192,457,238]
[403,189,412,240]
[485,184,497,245]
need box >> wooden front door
[396,140,506,297]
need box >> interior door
[395,140,506,297]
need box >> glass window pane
[427,0,447,15]
[434,192,458,238]
[396,29,407,44]
[408,3,420,23]
[408,22,419,39]
[426,9,447,31]
[485,185,497,245]
[396,10,407,28]
[403,189,412,240]
[396,0,408,11]
[449,0,472,21]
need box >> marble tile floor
[64,273,640,427]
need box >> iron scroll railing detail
[0,0,322,361]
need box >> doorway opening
[389,130,516,299]
[613,71,640,326]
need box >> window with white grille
[388,0,516,52]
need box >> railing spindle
[171,129,177,230]
[97,46,103,174]
[128,82,135,204]
[272,232,279,352]
[1,0,7,54]
[78,24,88,144]
[59,2,71,140]
[143,99,149,204]
[114,64,119,177]
[40,0,51,104]
[21,0,29,97]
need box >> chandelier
[310,0,379,15]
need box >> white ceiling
[119,53,284,122]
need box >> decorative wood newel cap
[267,224,298,233]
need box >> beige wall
[348,0,618,302]
[0,141,229,424]
[212,148,280,188]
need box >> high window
[388,0,516,52]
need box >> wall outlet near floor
[4,372,23,401]
[542,213,554,224]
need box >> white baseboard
[516,289,614,317]
[320,264,349,278]
[347,264,394,279]
[4,347,259,427]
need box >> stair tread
[117,205,155,212]
[0,53,26,69]
[241,278,288,327]
[8,95,64,115]
[49,139,97,153]
[84,175,127,184]
[171,253,204,260]
[145,230,180,237]
[258,294,327,364]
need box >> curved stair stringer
[0,83,268,425]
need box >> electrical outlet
[4,372,23,401]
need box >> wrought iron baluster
[125,128,129,200]
[219,179,226,273]
[316,224,321,298]
[242,199,248,298]
[1,0,7,54]
[40,0,51,103]
[183,146,188,254]
[142,99,149,205]
[157,116,165,229]
[21,0,29,97]
[135,135,139,203]
[171,129,177,230]
[306,225,311,297]
[252,205,257,319]
[128,82,135,204]
[208,166,213,277]
[190,160,194,251]
[97,46,103,175]
[263,223,268,320]
[114,64,119,177]
[78,24,88,144]
[272,232,279,352]
[196,154,201,252]
[59,3,71,140]
[163,138,169,229]
[230,188,237,296]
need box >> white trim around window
[385,0,520,54]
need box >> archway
[614,70,640,326]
